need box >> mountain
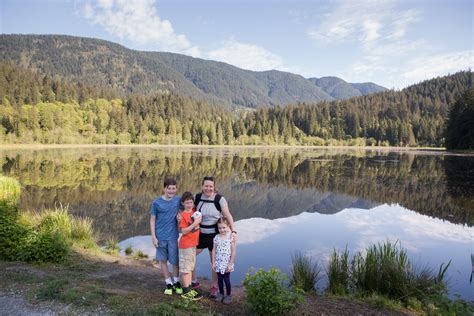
[0,34,386,108]
[308,76,387,99]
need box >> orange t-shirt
[179,210,199,249]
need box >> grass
[326,240,472,314]
[290,250,322,292]
[104,238,121,255]
[0,175,21,204]
[327,246,350,295]
[135,250,148,259]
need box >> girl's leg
[217,273,225,294]
[223,272,231,296]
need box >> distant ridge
[308,76,387,99]
[0,34,387,108]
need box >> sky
[1,0,473,89]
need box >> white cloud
[78,0,200,57]
[207,39,303,74]
[402,51,474,84]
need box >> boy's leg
[191,248,204,288]
[168,240,182,294]
[156,240,174,295]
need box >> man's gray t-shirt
[196,194,228,234]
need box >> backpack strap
[194,193,222,213]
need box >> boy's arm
[180,216,201,235]
[150,215,158,247]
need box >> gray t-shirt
[196,193,228,235]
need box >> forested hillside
[0,61,470,146]
[0,34,386,108]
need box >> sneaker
[209,286,218,299]
[214,293,224,302]
[164,284,173,295]
[222,295,232,304]
[181,289,203,301]
[173,282,183,295]
[191,281,200,289]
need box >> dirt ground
[0,251,413,315]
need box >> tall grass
[1,201,99,262]
[0,176,21,204]
[327,246,350,295]
[327,240,452,305]
[351,240,409,299]
[290,251,322,292]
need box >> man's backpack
[194,193,222,213]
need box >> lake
[1,146,473,300]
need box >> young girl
[211,217,236,304]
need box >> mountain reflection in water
[119,203,473,300]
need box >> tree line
[0,62,471,147]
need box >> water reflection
[2,147,473,299]
[1,148,472,237]
[119,204,473,300]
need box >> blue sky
[1,0,472,89]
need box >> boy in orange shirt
[179,192,203,300]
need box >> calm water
[1,147,473,300]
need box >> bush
[0,201,28,260]
[125,246,133,256]
[327,247,350,294]
[21,229,69,263]
[243,268,303,315]
[290,251,322,292]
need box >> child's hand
[152,236,159,247]
[227,263,234,272]
[211,264,216,272]
[195,216,202,224]
[176,212,183,222]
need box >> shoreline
[0,143,447,151]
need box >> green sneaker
[174,282,183,295]
[164,284,173,295]
[181,289,203,301]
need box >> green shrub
[21,229,69,263]
[125,246,133,255]
[327,247,350,294]
[243,268,303,315]
[0,176,21,204]
[290,251,322,292]
[0,201,28,260]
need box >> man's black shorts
[197,233,217,251]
